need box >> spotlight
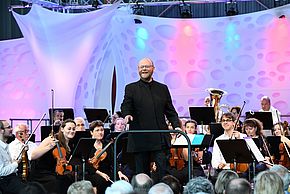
[134,18,142,24]
[92,0,103,9]
[225,0,239,16]
[179,0,192,18]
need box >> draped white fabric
[0,4,289,124]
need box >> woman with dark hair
[86,120,128,193]
[30,119,76,194]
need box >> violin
[230,163,249,173]
[52,136,73,175]
[278,142,290,168]
[169,147,185,170]
[88,140,114,169]
[18,132,29,182]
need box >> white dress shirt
[8,138,37,161]
[211,132,247,169]
[0,140,18,177]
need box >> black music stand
[84,108,109,123]
[48,108,74,125]
[266,136,281,160]
[69,138,95,181]
[41,126,59,141]
[216,139,253,172]
[209,123,224,146]
[70,131,91,149]
[245,112,273,130]
[189,107,215,125]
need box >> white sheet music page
[244,137,265,162]
[173,134,194,145]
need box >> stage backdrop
[0,3,289,124]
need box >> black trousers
[0,173,25,194]
[134,149,169,182]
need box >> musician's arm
[31,136,56,160]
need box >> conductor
[121,57,180,181]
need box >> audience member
[105,180,134,194]
[131,173,153,194]
[74,117,86,131]
[269,165,290,193]
[254,171,284,194]
[67,180,95,194]
[161,175,183,194]
[183,176,214,194]
[148,182,174,194]
[20,181,48,194]
[214,170,238,194]
[259,96,281,125]
[225,178,251,194]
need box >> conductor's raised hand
[124,115,133,124]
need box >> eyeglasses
[138,65,153,69]
[221,119,232,123]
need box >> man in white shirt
[211,113,247,170]
[259,96,281,125]
[0,120,25,193]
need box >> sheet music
[173,134,194,146]
[244,137,265,162]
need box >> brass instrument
[206,88,227,122]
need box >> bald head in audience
[225,178,251,194]
[148,183,173,194]
[131,173,153,194]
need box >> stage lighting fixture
[225,0,239,16]
[279,14,286,19]
[92,0,103,9]
[132,2,145,15]
[179,0,192,18]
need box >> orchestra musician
[211,112,247,170]
[0,120,26,194]
[121,57,180,181]
[259,96,281,125]
[8,123,37,181]
[86,120,128,194]
[30,119,76,194]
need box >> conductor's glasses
[138,65,153,69]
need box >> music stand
[189,107,215,125]
[209,123,224,146]
[266,136,281,160]
[70,131,91,149]
[245,112,273,130]
[84,108,109,123]
[216,139,253,171]
[48,108,74,125]
[41,126,59,141]
[69,138,96,181]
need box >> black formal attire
[121,79,180,180]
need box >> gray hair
[105,180,133,194]
[184,177,214,194]
[131,173,153,194]
[67,180,94,194]
[254,171,284,194]
[225,178,251,194]
[269,164,290,191]
[214,170,239,194]
[148,183,173,194]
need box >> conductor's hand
[124,115,133,124]
[118,171,129,182]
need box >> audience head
[214,169,239,194]
[184,120,198,134]
[184,176,214,194]
[105,180,133,194]
[161,175,182,194]
[260,96,271,111]
[225,178,251,194]
[254,171,284,194]
[114,118,126,132]
[67,180,94,194]
[131,173,153,194]
[148,182,173,194]
[74,117,86,131]
[242,118,263,137]
[20,181,48,194]
[269,164,290,191]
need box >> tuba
[206,88,227,122]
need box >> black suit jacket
[121,79,179,152]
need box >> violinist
[30,119,76,194]
[8,123,37,181]
[86,120,128,194]
[211,112,247,170]
[242,118,271,175]
[0,120,26,194]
